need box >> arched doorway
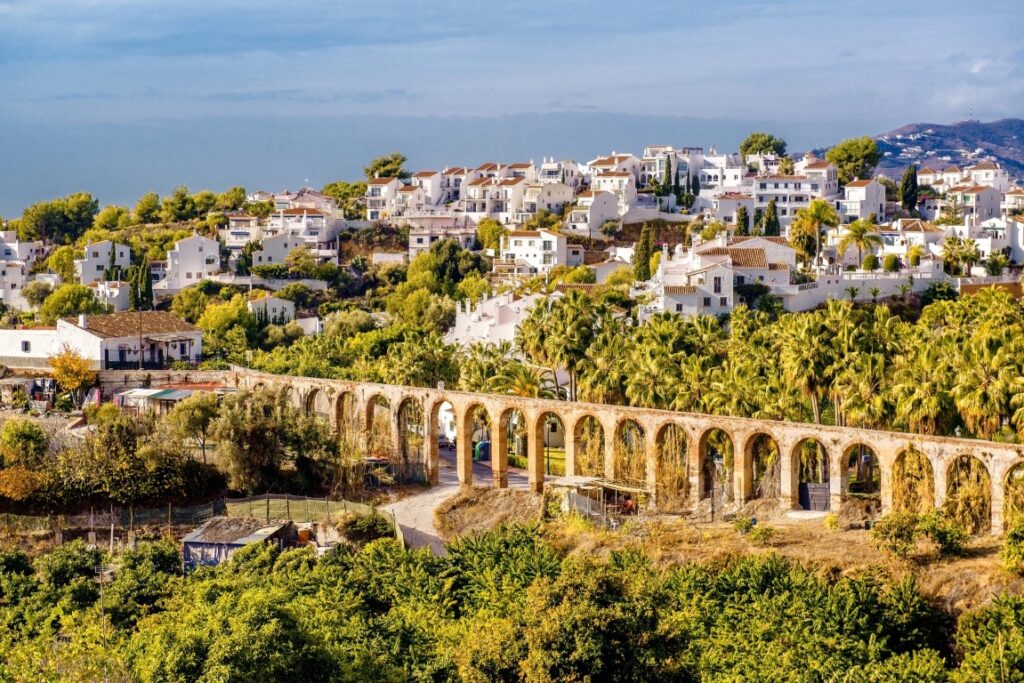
[461,404,491,485]
[794,438,830,511]
[892,446,935,515]
[280,385,299,411]
[573,416,605,477]
[1006,462,1024,528]
[538,412,566,476]
[699,428,734,511]
[613,419,645,484]
[843,443,880,497]
[945,455,991,535]
[655,424,689,513]
[397,398,425,483]
[744,433,781,501]
[335,392,358,450]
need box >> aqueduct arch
[226,369,1024,534]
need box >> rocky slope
[874,118,1024,180]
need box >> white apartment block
[591,172,637,214]
[538,158,582,190]
[495,229,583,279]
[273,187,339,213]
[523,182,573,217]
[753,157,839,231]
[567,191,620,238]
[365,177,401,221]
[222,215,264,255]
[157,235,221,293]
[463,176,528,224]
[410,170,443,204]
[836,179,886,223]
[965,161,1011,192]
[264,207,340,260]
[947,185,1002,221]
[408,224,477,259]
[586,153,641,185]
[75,240,130,285]
[0,232,46,310]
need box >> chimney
[78,313,87,329]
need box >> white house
[444,292,544,346]
[247,294,295,324]
[966,161,1011,192]
[586,153,641,185]
[538,158,582,191]
[0,231,46,310]
[495,229,582,280]
[1002,188,1024,215]
[0,311,202,370]
[522,182,573,218]
[253,233,306,267]
[948,185,1002,222]
[408,224,477,259]
[836,179,886,223]
[88,280,130,312]
[157,235,221,294]
[410,170,443,204]
[567,191,620,238]
[753,158,839,231]
[221,215,264,255]
[75,240,130,285]
[365,177,401,220]
[714,192,755,228]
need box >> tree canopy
[739,132,787,157]
[826,136,882,186]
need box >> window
[720,297,728,307]
[675,303,683,312]
[20,341,29,353]
[92,251,99,258]
[713,276,721,294]
[736,275,746,285]
[703,297,711,307]
[96,264,103,271]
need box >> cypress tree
[662,155,673,196]
[763,199,780,236]
[673,166,681,197]
[138,258,153,310]
[127,265,140,310]
[633,224,654,281]
[752,208,764,236]
[735,206,750,236]
[690,173,701,195]
[900,164,919,215]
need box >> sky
[1,0,1022,215]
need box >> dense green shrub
[918,510,968,557]
[340,511,395,544]
[733,515,754,535]
[999,522,1024,575]
[871,511,920,557]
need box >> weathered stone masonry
[99,369,1024,534]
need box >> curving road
[383,444,529,554]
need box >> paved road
[383,445,528,554]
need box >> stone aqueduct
[199,369,1024,534]
[100,369,1024,533]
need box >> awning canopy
[144,333,196,343]
[147,389,193,401]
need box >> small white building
[253,233,306,267]
[538,158,582,190]
[966,161,1011,192]
[567,191,620,238]
[0,231,46,310]
[247,294,295,324]
[495,229,581,279]
[408,225,477,259]
[157,235,221,294]
[444,292,544,346]
[836,179,886,223]
[75,240,130,285]
[0,311,202,370]
[714,192,755,228]
[88,280,130,312]
[365,177,401,221]
[948,185,1002,222]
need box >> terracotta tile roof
[590,154,633,167]
[943,165,961,173]
[961,186,991,194]
[845,179,874,188]
[444,167,468,175]
[728,248,769,268]
[1005,188,1024,196]
[899,219,943,233]
[970,161,998,170]
[664,285,697,295]
[398,185,421,193]
[730,236,789,245]
[803,160,833,170]
[279,207,326,215]
[498,177,525,186]
[367,177,397,185]
[508,162,533,169]
[918,167,936,175]
[475,162,499,171]
[467,177,491,187]
[716,191,752,199]
[412,170,439,178]
[507,230,541,238]
[768,263,789,271]
[596,171,632,178]
[64,311,199,339]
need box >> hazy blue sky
[2,0,1022,214]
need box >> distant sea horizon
[0,111,900,216]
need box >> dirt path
[383,447,529,554]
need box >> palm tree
[891,344,957,435]
[906,243,926,268]
[898,283,912,301]
[493,363,557,399]
[986,253,1010,277]
[845,286,860,300]
[779,315,831,423]
[792,198,840,273]
[942,235,965,275]
[837,218,883,266]
[951,332,1017,439]
[869,287,881,302]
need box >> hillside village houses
[493,229,584,280]
[246,293,295,324]
[154,234,221,295]
[0,231,47,309]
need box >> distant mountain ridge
[873,118,1024,181]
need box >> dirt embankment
[433,487,543,541]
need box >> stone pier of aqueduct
[102,369,1024,534]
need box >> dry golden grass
[433,486,543,541]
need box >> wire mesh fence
[0,495,403,546]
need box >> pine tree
[763,199,780,236]
[900,164,919,215]
[735,206,750,236]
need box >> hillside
[874,118,1024,180]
